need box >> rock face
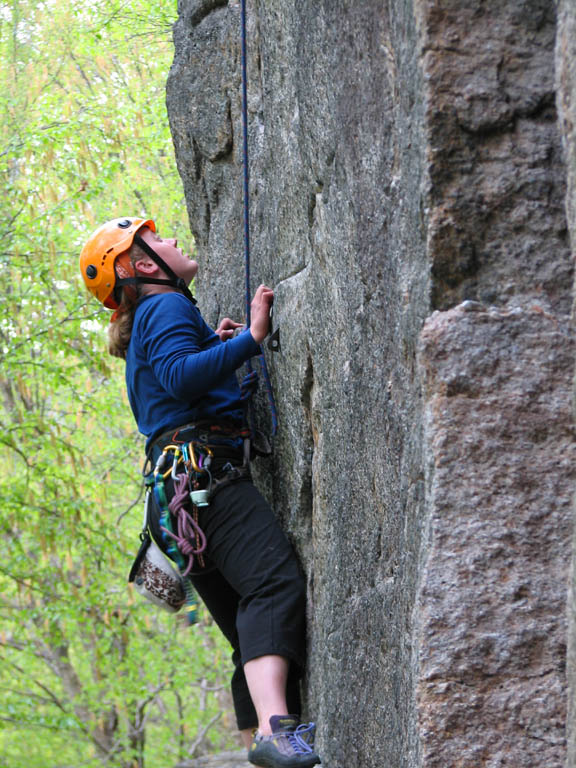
[166,1,575,766]
[418,304,573,767]
[556,2,576,766]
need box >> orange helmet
[79,217,155,309]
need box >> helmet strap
[130,233,196,305]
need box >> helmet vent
[86,265,97,279]
[118,219,131,229]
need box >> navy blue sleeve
[138,294,260,400]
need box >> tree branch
[187,711,223,758]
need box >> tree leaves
[0,2,235,765]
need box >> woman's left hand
[216,317,243,341]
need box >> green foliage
[0,1,236,766]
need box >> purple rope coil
[162,474,208,577]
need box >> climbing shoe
[248,715,320,768]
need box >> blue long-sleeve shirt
[125,292,260,451]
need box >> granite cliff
[166,1,576,765]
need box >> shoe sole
[248,756,320,768]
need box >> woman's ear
[133,256,158,275]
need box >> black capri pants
[191,478,306,730]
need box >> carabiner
[154,452,167,477]
[188,442,202,473]
[171,449,182,480]
[188,442,213,473]
[154,445,180,479]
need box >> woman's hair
[107,240,147,359]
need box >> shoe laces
[285,722,316,755]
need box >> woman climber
[79,217,321,768]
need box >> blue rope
[240,0,251,330]
[259,352,279,434]
[240,0,278,436]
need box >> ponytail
[107,240,146,359]
[108,292,137,359]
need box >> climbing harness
[129,423,251,624]
[240,0,279,437]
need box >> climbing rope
[240,0,252,330]
[166,473,207,577]
[240,0,279,436]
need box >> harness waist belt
[150,421,250,461]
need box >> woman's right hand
[250,284,274,344]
